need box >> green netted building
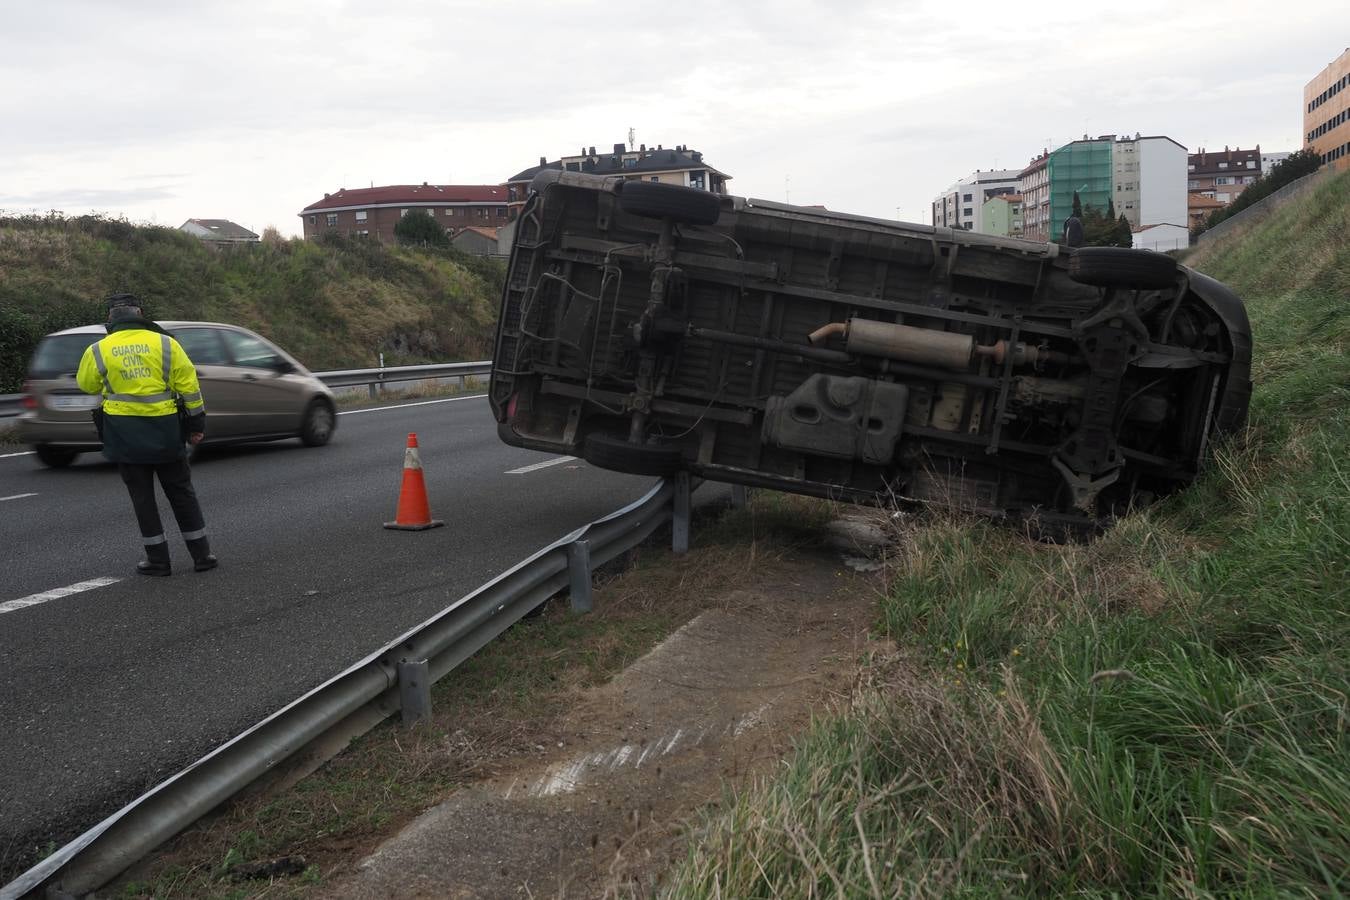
[1046,138,1114,241]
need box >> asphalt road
[0,394,653,877]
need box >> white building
[1132,223,1190,253]
[1261,150,1291,174]
[931,169,1021,232]
[1115,135,1188,231]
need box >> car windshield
[29,333,101,378]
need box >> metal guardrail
[1,476,695,900]
[315,360,491,391]
[0,361,493,419]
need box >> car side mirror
[271,359,296,374]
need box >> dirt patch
[320,557,884,899]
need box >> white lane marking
[504,456,577,475]
[338,394,487,416]
[1,493,38,502]
[1,577,122,615]
[0,450,36,459]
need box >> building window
[477,208,487,218]
[1218,162,1228,169]
[689,170,706,190]
[623,158,637,168]
[426,208,436,216]
[355,210,367,223]
[496,207,506,217]
[963,208,972,216]
[649,176,659,182]
[326,213,337,227]
[962,193,972,202]
[308,215,316,225]
[401,208,410,217]
[1246,160,1256,168]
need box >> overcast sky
[1,0,1342,236]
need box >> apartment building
[1018,134,1185,243]
[1188,146,1263,205]
[1018,151,1051,242]
[1304,47,1350,172]
[981,194,1023,238]
[505,142,731,215]
[298,184,510,241]
[931,169,1020,232]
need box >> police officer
[77,294,218,575]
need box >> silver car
[16,321,337,467]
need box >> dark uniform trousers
[118,459,207,546]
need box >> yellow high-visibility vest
[77,328,206,418]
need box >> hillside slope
[0,215,504,392]
[665,170,1350,897]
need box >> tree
[1072,191,1083,218]
[1205,148,1324,230]
[1081,203,1115,246]
[1115,214,1134,248]
[394,210,449,248]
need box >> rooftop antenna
[628,127,635,150]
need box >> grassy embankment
[666,171,1350,896]
[0,214,504,394]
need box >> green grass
[663,170,1350,898]
[0,215,504,393]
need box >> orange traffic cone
[384,433,445,531]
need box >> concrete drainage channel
[1,475,706,900]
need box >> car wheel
[34,445,79,468]
[1068,247,1178,289]
[581,433,683,477]
[617,181,721,226]
[300,399,336,447]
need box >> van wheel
[617,181,721,226]
[1068,247,1178,289]
[581,434,683,476]
[35,445,78,468]
[300,400,336,447]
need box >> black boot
[137,542,172,577]
[186,536,218,572]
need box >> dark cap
[105,292,141,311]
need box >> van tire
[35,445,78,468]
[1068,247,1178,289]
[582,433,683,476]
[618,181,721,226]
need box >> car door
[169,326,246,438]
[218,327,307,435]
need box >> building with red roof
[298,183,510,241]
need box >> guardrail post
[397,659,431,726]
[567,539,593,613]
[456,375,466,391]
[731,484,749,509]
[672,472,691,555]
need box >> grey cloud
[0,186,180,208]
